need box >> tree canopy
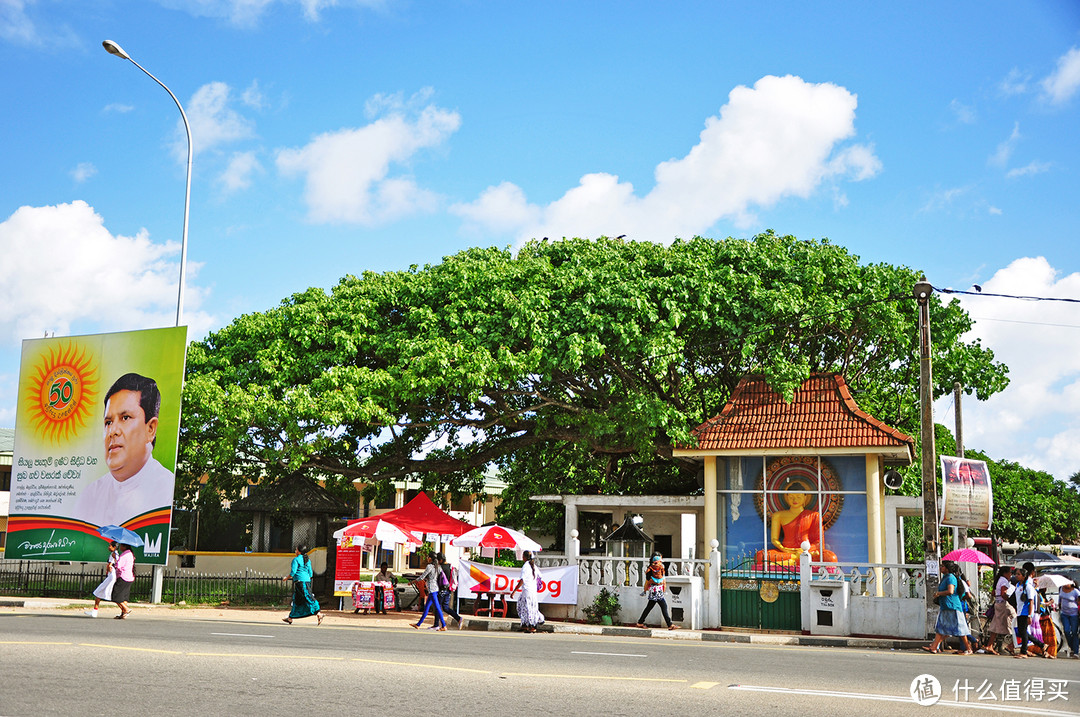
[177,232,1009,526]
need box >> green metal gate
[720,554,802,631]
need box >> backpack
[1035,589,1050,616]
[957,577,973,610]
[1006,583,1019,610]
[438,565,451,589]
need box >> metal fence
[0,559,292,606]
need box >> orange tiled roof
[685,373,914,457]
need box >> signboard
[334,538,365,596]
[6,327,187,565]
[939,456,993,530]
[456,559,578,605]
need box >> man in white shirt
[72,373,175,527]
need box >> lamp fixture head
[102,40,130,60]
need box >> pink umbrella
[451,523,541,553]
[332,518,421,545]
[941,547,995,565]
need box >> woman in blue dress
[283,544,323,625]
[923,561,972,653]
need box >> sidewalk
[0,595,927,651]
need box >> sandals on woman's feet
[920,645,937,653]
[317,613,323,626]
[282,617,293,624]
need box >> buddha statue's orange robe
[754,509,838,566]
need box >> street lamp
[102,41,192,605]
[102,40,192,328]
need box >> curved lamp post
[102,41,192,604]
[102,40,192,328]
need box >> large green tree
[177,233,1009,527]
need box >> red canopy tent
[366,491,474,541]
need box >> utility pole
[953,382,967,553]
[915,279,940,637]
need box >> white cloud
[1006,160,1051,179]
[949,99,976,124]
[919,185,969,214]
[241,80,266,110]
[998,68,1030,97]
[988,206,1002,216]
[218,151,263,192]
[175,82,255,161]
[942,257,1080,481]
[0,0,77,47]
[151,0,384,26]
[104,102,135,114]
[0,201,213,346]
[451,182,541,236]
[70,162,97,183]
[276,95,461,224]
[455,75,879,244]
[1040,46,1080,105]
[1,0,37,44]
[989,122,1020,167]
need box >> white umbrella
[450,523,542,555]
[332,518,421,545]
[1038,573,1074,590]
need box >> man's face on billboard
[103,389,158,481]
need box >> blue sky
[2,1,1079,481]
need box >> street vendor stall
[333,493,475,611]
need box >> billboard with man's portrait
[6,327,187,565]
[939,455,993,530]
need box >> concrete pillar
[704,457,717,552]
[564,501,579,555]
[865,453,884,596]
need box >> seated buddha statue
[754,480,838,568]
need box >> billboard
[6,327,187,565]
[939,455,993,530]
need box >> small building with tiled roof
[673,373,913,568]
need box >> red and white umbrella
[332,518,421,545]
[451,523,541,553]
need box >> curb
[2,597,927,651]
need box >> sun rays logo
[23,341,99,444]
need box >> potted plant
[585,587,621,625]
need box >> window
[716,455,869,565]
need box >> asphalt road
[1,608,1078,716]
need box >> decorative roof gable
[685,373,913,461]
[230,471,351,515]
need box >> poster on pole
[939,456,993,530]
[6,327,187,565]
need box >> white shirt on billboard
[72,455,174,527]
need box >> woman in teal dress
[283,544,323,625]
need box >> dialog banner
[457,559,577,605]
[6,327,187,565]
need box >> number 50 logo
[25,341,98,444]
[49,377,76,409]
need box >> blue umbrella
[98,525,144,547]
